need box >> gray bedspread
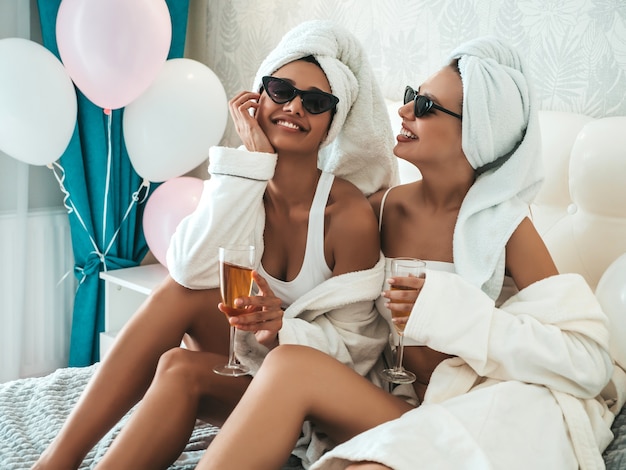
[604,402,626,469]
[0,365,624,470]
[0,365,303,470]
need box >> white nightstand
[99,263,168,359]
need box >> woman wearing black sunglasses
[33,21,398,470]
[196,36,615,470]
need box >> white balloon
[0,38,77,165]
[123,58,228,182]
[596,253,626,370]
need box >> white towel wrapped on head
[253,20,398,196]
[450,36,544,299]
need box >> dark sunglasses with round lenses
[261,76,339,115]
[404,85,462,120]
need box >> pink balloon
[56,0,172,110]
[143,177,204,267]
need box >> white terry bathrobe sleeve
[313,271,618,470]
[407,270,612,399]
[166,146,274,289]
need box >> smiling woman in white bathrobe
[32,21,398,470]
[196,37,620,470]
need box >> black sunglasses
[261,76,339,115]
[404,86,462,120]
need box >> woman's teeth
[400,128,417,139]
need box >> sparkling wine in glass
[213,245,255,377]
[379,257,426,384]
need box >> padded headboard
[532,111,626,290]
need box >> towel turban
[450,36,544,299]
[252,20,398,196]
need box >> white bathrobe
[312,271,626,470]
[169,144,392,370]
[167,145,389,376]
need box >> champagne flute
[380,257,426,384]
[213,245,256,377]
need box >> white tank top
[258,172,334,307]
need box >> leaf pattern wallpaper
[185,0,626,148]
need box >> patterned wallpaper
[185,0,626,148]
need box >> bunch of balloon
[123,58,228,265]
[52,0,181,270]
[2,0,179,165]
[0,37,77,166]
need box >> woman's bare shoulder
[506,217,559,290]
[328,176,376,212]
[368,188,388,217]
[327,177,381,273]
[328,177,378,229]
[369,182,421,217]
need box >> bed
[0,365,302,470]
[1,109,625,469]
[1,364,625,469]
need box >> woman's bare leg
[198,345,414,470]
[33,276,229,470]
[94,347,252,469]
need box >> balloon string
[102,111,113,250]
[102,180,150,257]
[49,163,148,282]
[48,161,74,215]
[49,161,103,285]
[56,268,74,288]
[48,111,151,281]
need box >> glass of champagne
[213,245,256,377]
[380,257,426,384]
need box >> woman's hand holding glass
[385,271,425,331]
[214,245,257,377]
[380,258,426,384]
[225,271,284,350]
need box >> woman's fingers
[388,275,425,290]
[229,90,260,115]
[230,311,283,331]
[252,271,278,297]
[228,91,274,153]
[382,275,425,313]
[229,271,284,331]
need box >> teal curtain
[37,0,190,366]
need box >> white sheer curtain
[1,0,73,383]
[0,0,32,383]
